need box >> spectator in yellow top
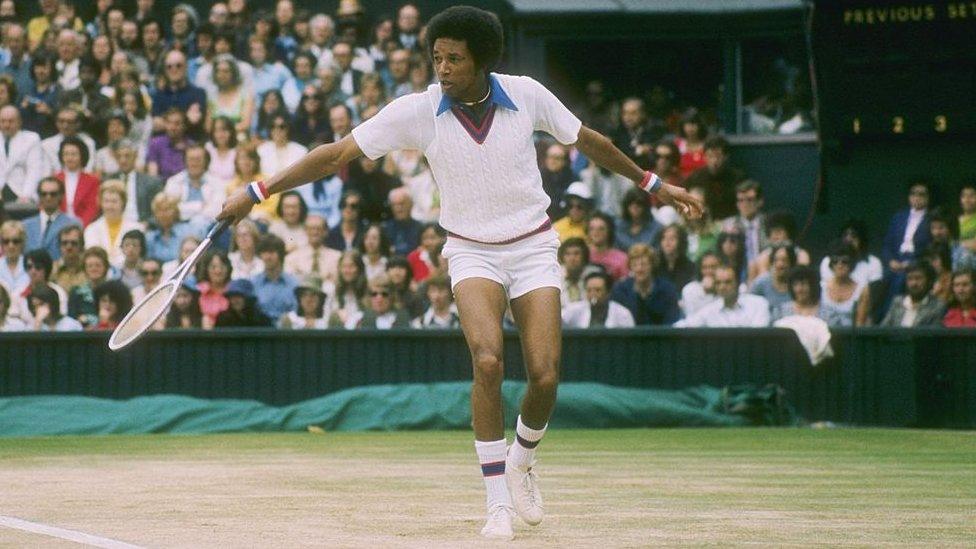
[552,181,591,243]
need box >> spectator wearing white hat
[552,181,592,243]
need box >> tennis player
[218,5,703,540]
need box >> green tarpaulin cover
[0,382,794,436]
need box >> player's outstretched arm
[573,125,704,220]
[217,135,366,224]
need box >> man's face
[621,100,644,130]
[121,22,139,45]
[171,12,190,36]
[106,10,124,35]
[332,43,352,71]
[0,107,19,136]
[38,180,62,213]
[908,184,929,210]
[79,65,97,88]
[57,32,77,61]
[705,147,726,173]
[960,188,976,214]
[1,226,24,260]
[59,230,82,261]
[905,270,930,300]
[164,52,187,84]
[165,113,185,139]
[40,0,58,16]
[196,33,214,56]
[114,146,137,172]
[390,194,411,220]
[260,250,281,271]
[398,5,420,33]
[329,107,351,136]
[736,190,761,219]
[389,50,410,80]
[952,274,974,305]
[210,3,228,26]
[5,26,24,56]
[654,146,675,173]
[714,267,739,303]
[369,285,392,313]
[544,146,566,173]
[585,277,609,306]
[185,149,207,178]
[432,38,478,100]
[305,216,327,246]
[275,0,294,26]
[143,22,161,47]
[249,40,267,64]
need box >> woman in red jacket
[57,136,100,226]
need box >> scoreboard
[811,1,976,142]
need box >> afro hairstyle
[426,6,504,73]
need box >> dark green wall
[1,328,973,428]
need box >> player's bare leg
[506,286,562,525]
[454,277,515,540]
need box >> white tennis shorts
[442,229,562,299]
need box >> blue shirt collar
[436,73,518,116]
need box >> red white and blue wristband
[246,181,270,204]
[640,171,663,194]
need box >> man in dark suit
[332,41,363,97]
[394,4,422,51]
[610,98,663,170]
[23,177,81,260]
[881,180,932,313]
[105,139,163,225]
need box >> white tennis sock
[508,415,547,470]
[475,439,512,511]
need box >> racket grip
[207,219,232,240]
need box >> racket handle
[207,219,232,240]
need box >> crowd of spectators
[0,0,974,334]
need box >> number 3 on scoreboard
[892,116,904,134]
[852,117,860,134]
[935,115,947,133]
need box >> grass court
[1,428,973,547]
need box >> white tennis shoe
[480,505,515,540]
[506,458,544,526]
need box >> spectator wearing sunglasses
[552,182,592,243]
[21,248,68,315]
[23,177,81,260]
[356,273,410,329]
[326,191,366,252]
[131,258,163,303]
[51,225,86,292]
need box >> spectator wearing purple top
[146,107,194,181]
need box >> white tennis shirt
[352,73,582,243]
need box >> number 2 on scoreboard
[892,116,904,134]
[935,115,947,133]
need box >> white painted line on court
[0,514,145,548]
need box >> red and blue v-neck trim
[451,104,497,144]
[436,73,518,145]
